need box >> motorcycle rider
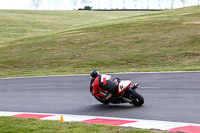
[90,70,118,102]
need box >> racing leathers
[90,74,117,101]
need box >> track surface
[0,72,200,124]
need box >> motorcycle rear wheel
[125,89,144,106]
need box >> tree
[131,0,137,8]
[159,0,161,9]
[171,0,174,9]
[81,0,92,6]
[72,0,78,10]
[146,0,149,9]
[31,0,42,9]
[122,0,126,9]
[110,0,113,9]
[180,0,186,7]
[134,0,137,8]
[97,0,101,9]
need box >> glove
[90,85,93,93]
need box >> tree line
[31,0,200,10]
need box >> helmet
[90,70,99,79]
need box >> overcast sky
[0,0,199,10]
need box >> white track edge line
[1,71,200,80]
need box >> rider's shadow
[78,104,144,117]
[88,104,140,111]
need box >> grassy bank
[0,7,200,78]
[0,117,166,133]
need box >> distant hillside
[0,6,199,78]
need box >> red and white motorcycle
[94,78,144,106]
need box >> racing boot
[103,92,112,102]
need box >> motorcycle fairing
[118,80,132,94]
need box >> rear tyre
[125,89,144,106]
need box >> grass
[0,117,166,133]
[0,6,200,78]
[0,10,154,45]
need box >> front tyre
[125,89,144,106]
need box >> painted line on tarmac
[1,111,200,133]
[1,71,200,80]
[0,74,89,80]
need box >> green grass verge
[0,117,166,133]
[0,6,200,78]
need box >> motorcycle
[93,78,144,106]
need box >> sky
[0,0,199,10]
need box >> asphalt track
[0,72,200,124]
